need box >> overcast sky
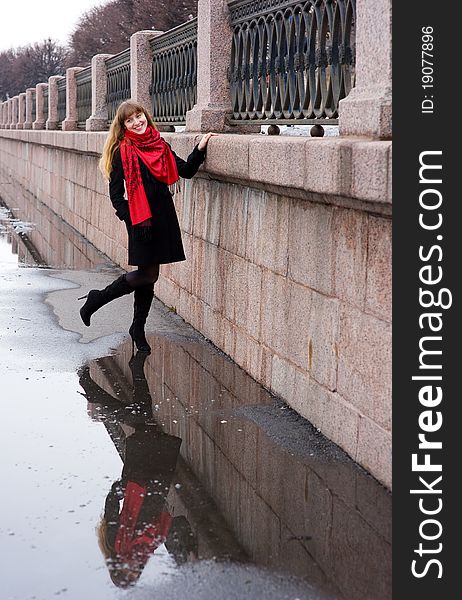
[0,0,108,51]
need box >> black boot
[127,351,154,420]
[79,274,133,326]
[128,348,150,376]
[129,283,154,352]
[77,364,121,406]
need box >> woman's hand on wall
[197,132,219,151]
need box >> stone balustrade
[0,0,391,139]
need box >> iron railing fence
[76,67,92,128]
[149,18,197,126]
[227,0,356,126]
[57,77,67,128]
[43,86,49,124]
[31,89,36,124]
[2,2,357,132]
[106,49,131,123]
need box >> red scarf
[114,481,172,564]
[119,125,179,226]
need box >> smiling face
[124,110,148,134]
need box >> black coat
[109,141,206,266]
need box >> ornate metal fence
[43,86,49,124]
[57,77,67,127]
[106,49,131,122]
[150,18,197,126]
[227,0,356,125]
[76,67,92,128]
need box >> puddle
[0,196,391,599]
[80,338,392,599]
[0,195,115,271]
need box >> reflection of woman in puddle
[96,432,183,587]
[78,353,197,587]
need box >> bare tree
[0,39,68,101]
[0,1,197,99]
[0,49,17,101]
[67,0,197,66]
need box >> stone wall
[0,129,392,488]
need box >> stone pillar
[130,30,163,112]
[6,99,12,128]
[46,75,63,130]
[85,53,113,130]
[0,102,4,128]
[11,96,19,129]
[33,83,48,130]
[17,93,27,129]
[2,102,7,128]
[186,0,255,133]
[10,98,16,129]
[338,0,392,139]
[62,67,84,131]
[24,88,35,129]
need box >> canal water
[0,196,391,600]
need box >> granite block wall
[0,129,392,488]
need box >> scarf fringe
[169,180,182,196]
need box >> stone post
[85,54,113,130]
[62,67,84,131]
[0,102,5,128]
[338,0,392,139]
[10,98,16,129]
[46,75,63,130]
[11,96,19,129]
[130,30,163,112]
[17,93,26,129]
[6,99,12,128]
[33,83,48,130]
[24,88,35,129]
[186,0,255,133]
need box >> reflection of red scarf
[119,125,179,226]
[114,481,172,565]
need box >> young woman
[79,100,216,352]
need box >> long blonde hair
[99,100,158,180]
[96,515,143,587]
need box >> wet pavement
[0,197,392,600]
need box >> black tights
[125,265,160,288]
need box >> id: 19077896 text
[421,26,435,114]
